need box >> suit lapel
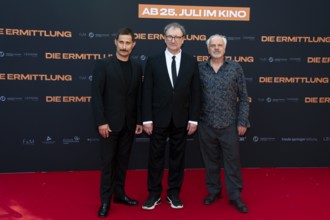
[176,53,186,86]
[160,53,174,88]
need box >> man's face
[208,37,226,59]
[115,34,135,60]
[164,27,185,54]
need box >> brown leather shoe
[229,197,248,213]
[203,193,222,205]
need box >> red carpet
[0,168,329,220]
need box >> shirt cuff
[188,120,198,125]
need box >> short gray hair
[206,34,227,48]
[164,22,186,36]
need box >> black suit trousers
[99,126,135,203]
[147,120,187,196]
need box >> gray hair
[206,34,227,48]
[164,22,186,36]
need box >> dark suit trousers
[147,121,187,196]
[198,122,243,200]
[99,126,134,203]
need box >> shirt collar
[206,58,229,66]
[165,48,182,59]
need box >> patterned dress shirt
[198,59,250,129]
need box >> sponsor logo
[6,97,23,102]
[79,74,94,81]
[252,136,276,142]
[23,52,38,58]
[281,137,318,142]
[259,57,301,63]
[86,138,100,143]
[22,138,35,145]
[42,136,56,144]
[78,32,110,38]
[0,51,38,58]
[63,136,80,144]
[0,96,39,102]
[239,137,246,142]
[242,36,255,41]
[286,98,299,102]
[3,52,22,57]
[24,97,39,102]
[257,97,286,103]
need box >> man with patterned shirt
[198,34,250,213]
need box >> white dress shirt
[165,48,181,88]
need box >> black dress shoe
[98,203,110,217]
[203,193,222,205]
[113,195,139,206]
[229,197,248,213]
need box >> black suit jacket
[91,56,142,131]
[142,51,201,128]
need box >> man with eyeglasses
[198,34,250,213]
[142,22,201,210]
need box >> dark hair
[115,27,135,42]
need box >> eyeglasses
[165,35,184,41]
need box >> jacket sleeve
[189,58,201,122]
[136,63,143,125]
[236,63,250,128]
[142,57,153,122]
[91,59,107,128]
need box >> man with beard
[91,27,143,217]
[198,34,250,213]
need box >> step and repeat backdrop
[0,0,329,172]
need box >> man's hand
[98,124,111,138]
[143,123,153,135]
[187,123,198,135]
[135,125,143,134]
[237,126,247,136]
